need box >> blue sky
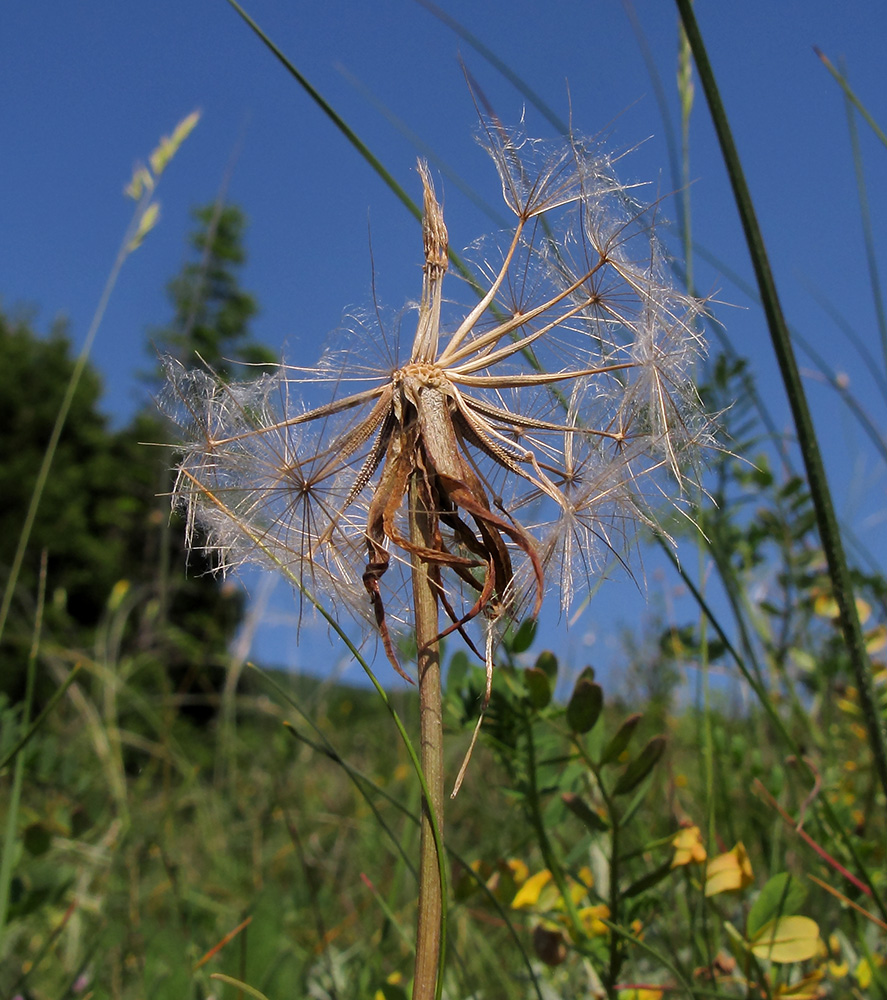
[4,1,886,687]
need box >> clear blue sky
[3,1,886,686]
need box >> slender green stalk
[841,62,887,372]
[409,477,446,1000]
[0,215,136,648]
[814,47,887,150]
[223,0,421,226]
[675,0,887,809]
[0,553,46,944]
[0,664,82,772]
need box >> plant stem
[675,0,887,808]
[410,477,445,1000]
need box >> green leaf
[749,916,820,963]
[561,793,609,833]
[447,650,470,695]
[612,736,666,796]
[511,618,537,653]
[524,667,551,709]
[599,713,642,765]
[622,859,673,899]
[23,823,51,857]
[723,920,749,970]
[747,872,808,939]
[566,677,603,733]
[534,649,558,682]
[210,973,272,1000]
[378,984,409,1000]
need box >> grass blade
[674,0,887,808]
[814,47,887,150]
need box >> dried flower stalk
[162,119,710,998]
[163,123,707,666]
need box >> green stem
[675,0,887,811]
[605,807,621,997]
[410,478,446,1000]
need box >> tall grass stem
[675,0,887,807]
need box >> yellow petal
[577,904,610,937]
[671,825,707,868]
[512,869,552,909]
[750,916,821,963]
[866,624,887,654]
[813,592,871,624]
[705,842,753,896]
[774,969,825,998]
[855,958,872,989]
[576,865,594,889]
[506,857,529,885]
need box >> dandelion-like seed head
[161,121,711,681]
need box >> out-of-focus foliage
[0,309,244,708]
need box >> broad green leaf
[524,666,551,709]
[747,872,807,938]
[510,618,537,653]
[612,736,666,795]
[561,792,609,833]
[446,650,470,694]
[23,823,51,857]
[566,678,603,733]
[534,649,558,682]
[599,712,642,765]
[749,915,820,963]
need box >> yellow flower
[856,958,872,990]
[671,825,707,868]
[373,971,404,1000]
[705,842,753,896]
[506,857,530,885]
[577,904,610,937]
[512,869,553,909]
[773,969,825,998]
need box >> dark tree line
[0,203,272,717]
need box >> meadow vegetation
[2,4,886,998]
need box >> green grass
[3,4,887,998]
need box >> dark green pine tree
[1,202,274,718]
[153,203,275,379]
[0,311,245,715]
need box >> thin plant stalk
[410,477,446,1000]
[841,63,887,372]
[0,553,46,944]
[0,111,198,650]
[675,0,887,806]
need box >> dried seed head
[161,124,712,675]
